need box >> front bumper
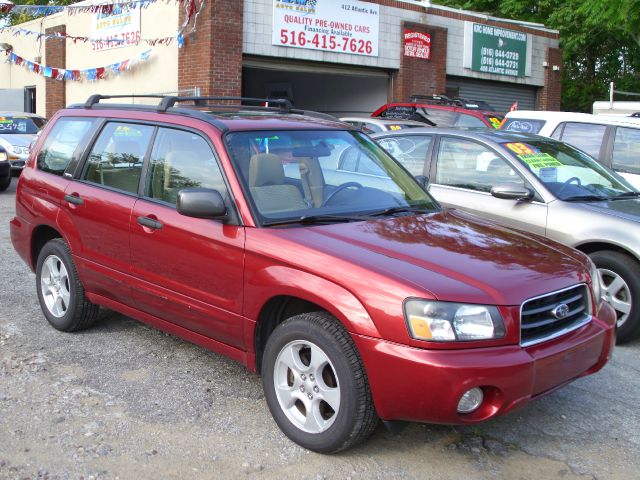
[354,302,616,424]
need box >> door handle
[137,216,163,230]
[64,194,84,205]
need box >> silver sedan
[370,127,640,343]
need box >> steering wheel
[322,182,363,207]
[556,176,582,195]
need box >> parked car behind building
[11,96,615,453]
[372,127,640,343]
[501,110,640,189]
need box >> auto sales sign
[272,0,380,57]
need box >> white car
[0,112,47,171]
[502,111,640,189]
[339,117,426,135]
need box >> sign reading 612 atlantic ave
[272,0,380,57]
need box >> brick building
[0,0,562,117]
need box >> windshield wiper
[562,194,609,202]
[262,214,369,227]
[368,205,430,217]
[611,191,640,200]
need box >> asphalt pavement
[1,176,638,480]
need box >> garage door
[446,76,537,113]
[243,57,390,117]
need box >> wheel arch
[573,241,640,263]
[31,224,64,270]
[249,268,381,374]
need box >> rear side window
[37,118,96,176]
[144,128,227,205]
[455,114,487,128]
[501,118,546,133]
[612,126,640,175]
[83,123,154,194]
[420,108,457,127]
[557,122,607,159]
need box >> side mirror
[177,188,228,220]
[490,183,534,201]
[415,175,430,190]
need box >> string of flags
[0,25,184,48]
[0,0,207,81]
[0,0,204,30]
[3,47,153,81]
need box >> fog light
[457,387,483,414]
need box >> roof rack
[84,94,169,109]
[81,94,338,122]
[409,94,459,106]
[156,96,294,113]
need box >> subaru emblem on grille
[552,303,570,319]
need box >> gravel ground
[1,177,639,480]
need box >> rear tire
[262,312,378,453]
[589,250,640,344]
[35,238,100,332]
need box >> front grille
[520,284,591,346]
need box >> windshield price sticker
[273,0,379,57]
[518,153,563,169]
[488,117,502,129]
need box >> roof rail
[84,94,168,109]
[156,96,293,113]
[409,94,458,106]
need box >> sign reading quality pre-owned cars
[272,0,379,57]
[470,23,527,77]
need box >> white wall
[0,1,179,116]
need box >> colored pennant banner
[0,25,184,48]
[2,46,152,82]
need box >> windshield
[0,116,45,134]
[500,139,637,200]
[225,130,439,225]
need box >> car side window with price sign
[272,0,379,56]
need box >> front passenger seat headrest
[249,153,285,187]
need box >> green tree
[436,1,640,112]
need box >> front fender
[245,265,381,338]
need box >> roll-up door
[243,57,390,117]
[446,76,537,113]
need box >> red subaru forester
[10,96,616,453]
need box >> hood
[0,134,34,148]
[577,198,640,224]
[268,209,590,306]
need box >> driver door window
[435,137,524,192]
[144,128,227,205]
[377,135,432,176]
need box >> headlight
[0,150,7,162]
[404,299,505,341]
[589,259,603,307]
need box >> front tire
[262,312,378,453]
[35,238,100,332]
[590,250,640,344]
